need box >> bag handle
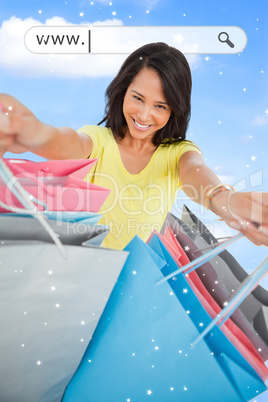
[156,232,244,286]
[191,255,268,348]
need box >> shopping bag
[161,212,268,360]
[181,205,268,344]
[0,213,109,246]
[0,237,128,402]
[157,227,268,381]
[0,158,110,212]
[62,236,267,402]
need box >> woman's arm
[178,150,268,246]
[0,94,93,159]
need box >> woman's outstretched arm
[0,94,92,159]
[178,150,268,246]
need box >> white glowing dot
[146,10,149,14]
[152,339,155,342]
[24,312,27,315]
[218,121,222,124]
[51,286,56,291]
[251,155,256,161]
[88,359,92,362]
[186,310,190,314]
[155,346,159,350]
[81,339,84,342]
[152,365,154,368]
[179,350,182,353]
[55,304,60,308]
[183,13,186,16]
[38,10,42,14]
[132,271,137,275]
[258,348,262,352]
[44,322,47,326]
[147,390,152,395]
[37,361,41,365]
[205,57,210,61]
[223,301,228,306]
[81,321,85,325]
[132,353,135,356]
[169,291,174,296]
[215,281,218,284]
[170,387,174,391]
[220,71,223,75]
[184,246,190,251]
[109,2,112,5]
[8,106,13,111]
[79,12,84,17]
[129,15,132,18]
[127,399,131,402]
[48,271,53,275]
[184,386,188,391]
[183,288,188,294]
[112,11,117,15]
[243,88,247,92]
[199,322,204,327]
[21,344,24,347]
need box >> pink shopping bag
[0,158,110,212]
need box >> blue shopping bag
[62,235,267,402]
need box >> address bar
[24,25,247,55]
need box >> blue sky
[0,1,268,397]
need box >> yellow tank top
[79,125,201,250]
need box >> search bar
[24,25,247,55]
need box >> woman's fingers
[227,218,268,246]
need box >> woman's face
[122,67,172,143]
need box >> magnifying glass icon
[218,32,235,48]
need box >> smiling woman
[0,42,268,249]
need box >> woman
[0,42,267,249]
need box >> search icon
[218,32,235,48]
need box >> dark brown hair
[99,42,192,146]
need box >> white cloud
[0,16,125,77]
[0,16,201,78]
[217,175,236,185]
[253,114,268,126]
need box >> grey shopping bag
[0,239,128,402]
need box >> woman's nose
[137,105,152,122]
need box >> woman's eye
[133,96,143,102]
[156,104,166,110]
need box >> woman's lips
[132,117,152,131]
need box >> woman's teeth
[134,119,150,129]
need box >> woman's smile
[123,67,172,142]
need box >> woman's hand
[211,190,268,246]
[0,94,46,156]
